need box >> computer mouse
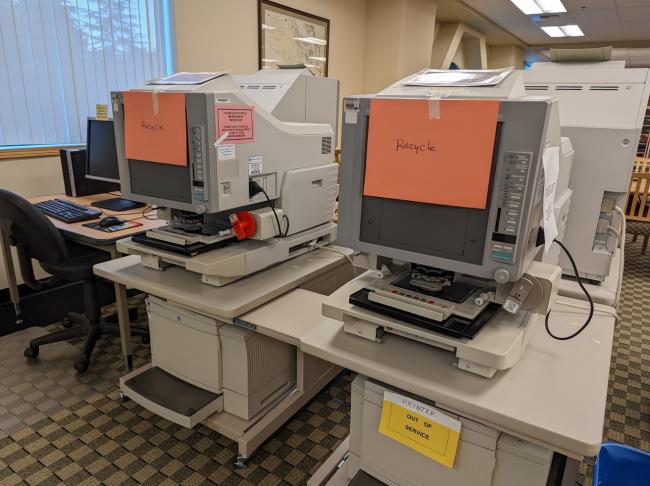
[99,216,124,228]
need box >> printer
[111,69,339,286]
[323,69,563,378]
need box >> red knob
[230,211,256,240]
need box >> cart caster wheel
[61,316,73,328]
[234,455,248,468]
[24,346,39,359]
[117,392,130,403]
[73,356,90,373]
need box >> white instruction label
[345,110,358,124]
[248,155,263,175]
[542,146,559,253]
[502,298,522,314]
[216,98,230,103]
[217,144,236,161]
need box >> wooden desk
[28,193,165,250]
[0,192,165,334]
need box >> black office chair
[0,189,148,372]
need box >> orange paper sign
[363,98,500,209]
[123,91,188,166]
[216,105,255,144]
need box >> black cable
[545,238,594,341]
[248,179,290,238]
[259,188,283,238]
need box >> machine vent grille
[590,85,620,91]
[262,85,277,89]
[556,85,583,91]
[321,136,332,155]
[525,85,549,91]
[245,85,260,89]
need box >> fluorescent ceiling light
[560,24,584,36]
[261,58,279,63]
[541,24,585,37]
[292,37,327,46]
[304,64,317,68]
[541,26,565,37]
[536,0,567,13]
[510,0,566,15]
[309,56,327,62]
[261,23,276,30]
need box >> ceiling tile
[618,6,650,22]
[571,8,619,23]
[622,21,650,33]
[564,0,617,9]
[616,0,650,7]
[625,31,650,40]
[455,0,635,45]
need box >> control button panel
[490,151,533,264]
[191,126,206,201]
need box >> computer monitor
[86,118,120,183]
[85,118,145,212]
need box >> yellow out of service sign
[378,391,461,469]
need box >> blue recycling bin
[593,443,650,486]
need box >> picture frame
[258,0,330,77]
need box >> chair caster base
[74,356,90,373]
[234,455,248,468]
[24,346,39,359]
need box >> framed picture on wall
[258,1,330,77]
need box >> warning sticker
[216,105,255,144]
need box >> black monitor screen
[86,119,120,183]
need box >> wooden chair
[625,171,650,254]
[634,157,650,173]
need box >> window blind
[0,0,175,147]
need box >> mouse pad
[83,220,143,233]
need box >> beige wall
[488,45,525,69]
[175,0,368,127]
[362,0,403,93]
[362,0,437,93]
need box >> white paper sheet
[405,68,512,87]
[149,71,228,85]
[542,146,560,253]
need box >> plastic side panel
[546,86,647,129]
[148,306,222,393]
[220,326,295,396]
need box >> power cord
[309,240,357,275]
[249,180,288,237]
[611,206,626,309]
[545,239,594,341]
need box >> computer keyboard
[34,199,102,223]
